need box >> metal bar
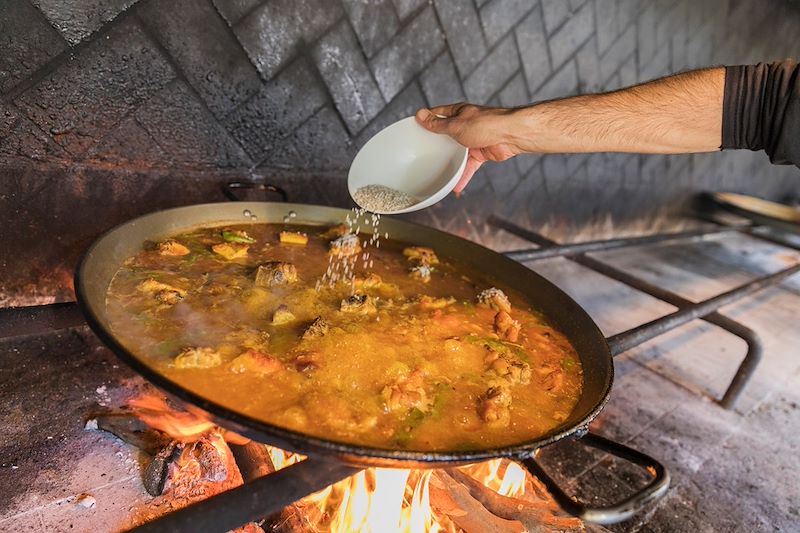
[489,216,784,408]
[503,226,743,262]
[0,302,85,340]
[521,432,670,524]
[127,458,361,533]
[605,263,800,355]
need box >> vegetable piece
[212,242,249,260]
[255,261,298,286]
[222,229,256,244]
[279,231,308,245]
[477,287,511,313]
[174,347,223,369]
[158,240,190,256]
[271,304,296,325]
[463,334,529,362]
[229,349,282,375]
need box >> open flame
[130,394,537,532]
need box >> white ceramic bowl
[348,116,468,214]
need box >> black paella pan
[75,201,669,530]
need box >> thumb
[415,108,450,134]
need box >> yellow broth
[105,223,583,451]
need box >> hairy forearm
[508,68,725,154]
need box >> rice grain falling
[354,184,417,212]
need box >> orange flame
[128,394,537,532]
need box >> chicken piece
[382,370,433,413]
[484,350,531,385]
[321,224,349,239]
[212,242,249,260]
[137,279,186,306]
[409,264,432,283]
[229,349,282,375]
[353,273,384,290]
[403,246,439,265]
[535,364,566,392]
[477,287,512,313]
[279,231,308,245]
[255,261,298,287]
[494,311,521,342]
[414,295,455,310]
[174,347,223,369]
[478,386,511,426]
[302,316,329,339]
[271,304,296,325]
[158,240,190,256]
[339,294,377,315]
[329,234,361,256]
[224,327,270,351]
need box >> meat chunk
[339,294,377,315]
[302,316,329,339]
[137,279,186,306]
[321,224,349,239]
[279,231,308,245]
[484,350,531,385]
[382,370,433,413]
[477,386,511,426]
[494,311,521,342]
[158,240,190,256]
[403,246,439,265]
[212,242,249,260]
[329,234,361,256]
[255,261,298,287]
[292,351,320,373]
[174,347,223,369]
[353,273,384,290]
[271,304,296,325]
[409,264,432,283]
[535,364,566,392]
[229,349,282,375]
[477,287,512,313]
[414,295,455,310]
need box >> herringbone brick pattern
[1,0,800,295]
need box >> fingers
[453,154,484,194]
[415,103,465,133]
[415,108,449,133]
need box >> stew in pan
[105,222,583,451]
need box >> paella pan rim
[75,201,613,466]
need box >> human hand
[415,104,523,193]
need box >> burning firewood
[449,468,584,532]
[429,470,526,533]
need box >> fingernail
[434,113,447,119]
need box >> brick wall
[2,0,800,303]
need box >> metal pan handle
[223,181,289,202]
[519,432,670,525]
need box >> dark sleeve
[721,60,800,167]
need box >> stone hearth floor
[1,226,798,532]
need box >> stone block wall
[2,0,800,303]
